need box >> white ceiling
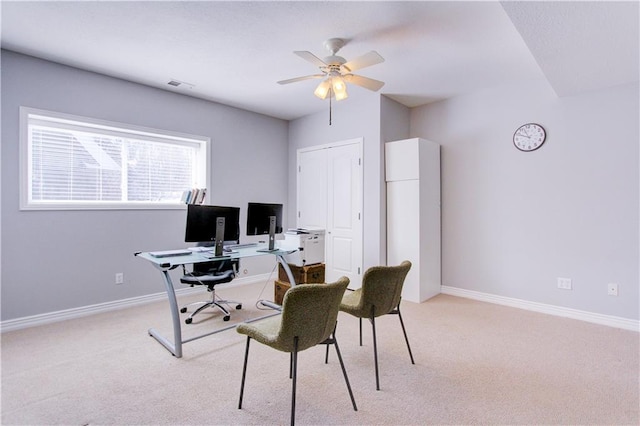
[1,1,638,121]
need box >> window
[20,108,209,210]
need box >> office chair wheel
[223,315,231,321]
[180,307,187,314]
[185,318,193,324]
[236,304,242,310]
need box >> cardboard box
[278,263,325,284]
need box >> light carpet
[1,281,638,425]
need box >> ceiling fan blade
[344,74,385,91]
[342,51,384,72]
[294,51,327,68]
[277,74,325,85]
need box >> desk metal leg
[255,255,297,311]
[147,253,294,358]
[148,269,183,358]
[276,255,296,287]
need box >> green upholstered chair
[237,278,357,426]
[337,260,414,390]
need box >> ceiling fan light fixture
[331,76,348,101]
[314,79,332,99]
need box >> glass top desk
[135,245,297,358]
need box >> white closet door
[297,139,363,288]
[325,142,362,286]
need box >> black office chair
[180,258,243,324]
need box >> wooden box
[277,263,325,284]
[273,279,329,305]
[274,280,291,306]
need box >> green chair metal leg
[332,332,358,411]
[396,304,415,364]
[370,307,380,391]
[291,337,298,426]
[238,336,251,409]
[290,352,294,378]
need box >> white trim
[297,137,363,155]
[7,280,635,333]
[0,274,272,333]
[441,285,639,332]
[22,107,210,146]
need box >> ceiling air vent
[167,79,194,89]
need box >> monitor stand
[257,216,278,253]
[214,217,225,257]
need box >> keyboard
[225,243,258,250]
[188,246,214,252]
[149,249,191,258]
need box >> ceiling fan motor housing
[324,38,345,54]
[324,55,347,66]
[323,38,347,68]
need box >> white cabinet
[385,138,441,303]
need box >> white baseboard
[0,274,272,333]
[4,280,637,333]
[440,285,639,332]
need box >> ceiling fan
[278,38,385,101]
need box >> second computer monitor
[246,202,283,250]
[185,204,240,255]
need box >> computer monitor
[185,204,240,256]
[246,202,283,251]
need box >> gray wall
[410,79,639,320]
[1,50,289,321]
[4,49,636,324]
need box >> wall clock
[513,123,546,152]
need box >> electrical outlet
[115,273,124,285]
[607,283,618,296]
[557,277,572,290]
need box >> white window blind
[21,108,209,210]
